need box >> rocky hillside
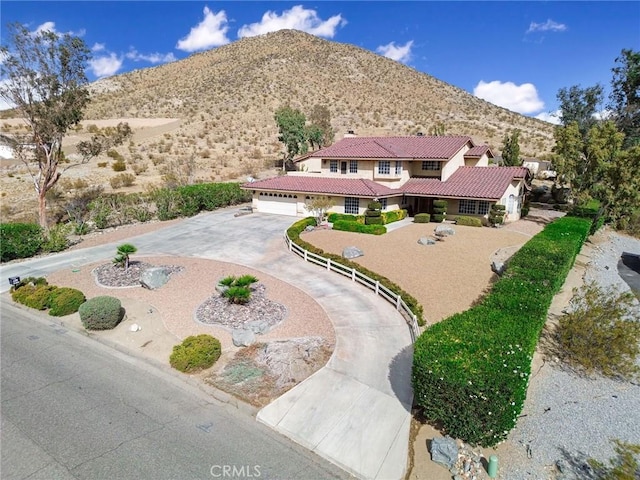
[85,29,554,166]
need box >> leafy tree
[113,243,137,270]
[557,84,604,138]
[305,124,325,151]
[274,106,308,168]
[307,104,334,147]
[0,23,130,230]
[304,196,335,226]
[609,48,640,149]
[500,129,522,166]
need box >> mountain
[85,29,555,168]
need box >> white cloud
[474,80,545,114]
[593,109,613,120]
[526,19,567,34]
[535,110,562,125]
[376,40,414,63]
[88,53,123,78]
[238,5,346,38]
[176,6,230,52]
[92,43,106,52]
[34,21,57,34]
[125,48,176,64]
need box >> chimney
[344,130,357,138]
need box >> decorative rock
[431,436,458,469]
[305,225,315,232]
[129,323,141,332]
[491,261,506,276]
[246,320,271,335]
[418,237,436,245]
[435,225,455,236]
[232,329,256,347]
[140,267,170,290]
[342,246,364,259]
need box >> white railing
[284,232,421,341]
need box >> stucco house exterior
[242,134,529,223]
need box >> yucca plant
[223,286,252,304]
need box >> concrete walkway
[0,209,414,480]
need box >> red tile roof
[401,166,529,200]
[310,135,474,160]
[464,145,493,158]
[243,175,399,197]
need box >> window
[344,197,359,214]
[478,201,490,215]
[380,198,388,210]
[330,160,338,173]
[422,161,440,171]
[458,199,476,214]
[378,160,390,175]
[349,160,358,173]
[395,161,402,175]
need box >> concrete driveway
[0,208,414,480]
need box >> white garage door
[258,192,298,216]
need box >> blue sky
[1,1,638,123]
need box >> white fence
[284,232,421,341]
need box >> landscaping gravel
[500,228,640,480]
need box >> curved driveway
[0,208,413,480]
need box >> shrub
[328,212,358,223]
[368,201,382,210]
[170,334,222,373]
[364,210,381,217]
[78,296,124,330]
[0,223,43,262]
[114,243,137,269]
[111,159,126,172]
[554,282,640,380]
[234,274,258,288]
[489,204,505,226]
[413,216,592,446]
[587,439,640,480]
[455,216,483,227]
[14,284,56,310]
[110,173,136,189]
[223,286,252,304]
[42,223,72,253]
[414,213,430,223]
[431,214,446,223]
[332,220,386,235]
[49,287,86,317]
[381,209,407,224]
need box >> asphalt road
[1,303,350,480]
[619,252,640,297]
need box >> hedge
[412,216,592,446]
[414,213,430,223]
[332,220,386,235]
[290,218,424,325]
[328,213,363,223]
[455,216,483,227]
[381,209,407,224]
[1,223,43,262]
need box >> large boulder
[430,436,459,469]
[140,267,170,290]
[435,225,455,236]
[418,237,436,245]
[246,319,271,335]
[491,261,506,276]
[232,329,256,347]
[342,246,364,259]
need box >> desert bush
[97,161,108,168]
[587,439,640,480]
[332,220,386,235]
[78,296,124,330]
[413,216,592,446]
[455,216,483,227]
[89,197,114,229]
[49,287,86,317]
[111,159,127,172]
[131,161,148,175]
[42,223,72,252]
[287,217,424,325]
[554,282,640,380]
[110,173,136,189]
[170,334,222,373]
[0,223,43,262]
[151,187,182,220]
[414,213,430,223]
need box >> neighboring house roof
[464,145,493,158]
[401,166,529,200]
[244,176,399,197]
[306,135,474,160]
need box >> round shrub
[170,334,222,373]
[49,287,86,317]
[78,296,124,330]
[414,213,430,223]
[21,285,56,310]
[367,201,382,210]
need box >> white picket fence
[284,232,421,341]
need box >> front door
[416,197,433,214]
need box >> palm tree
[114,243,137,270]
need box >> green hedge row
[332,220,386,235]
[327,212,362,223]
[155,182,251,220]
[455,216,483,227]
[328,209,407,225]
[290,218,424,325]
[1,223,44,262]
[11,278,86,317]
[414,213,430,223]
[381,209,407,224]
[412,216,592,446]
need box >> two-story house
[242,134,529,223]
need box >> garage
[257,192,298,216]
